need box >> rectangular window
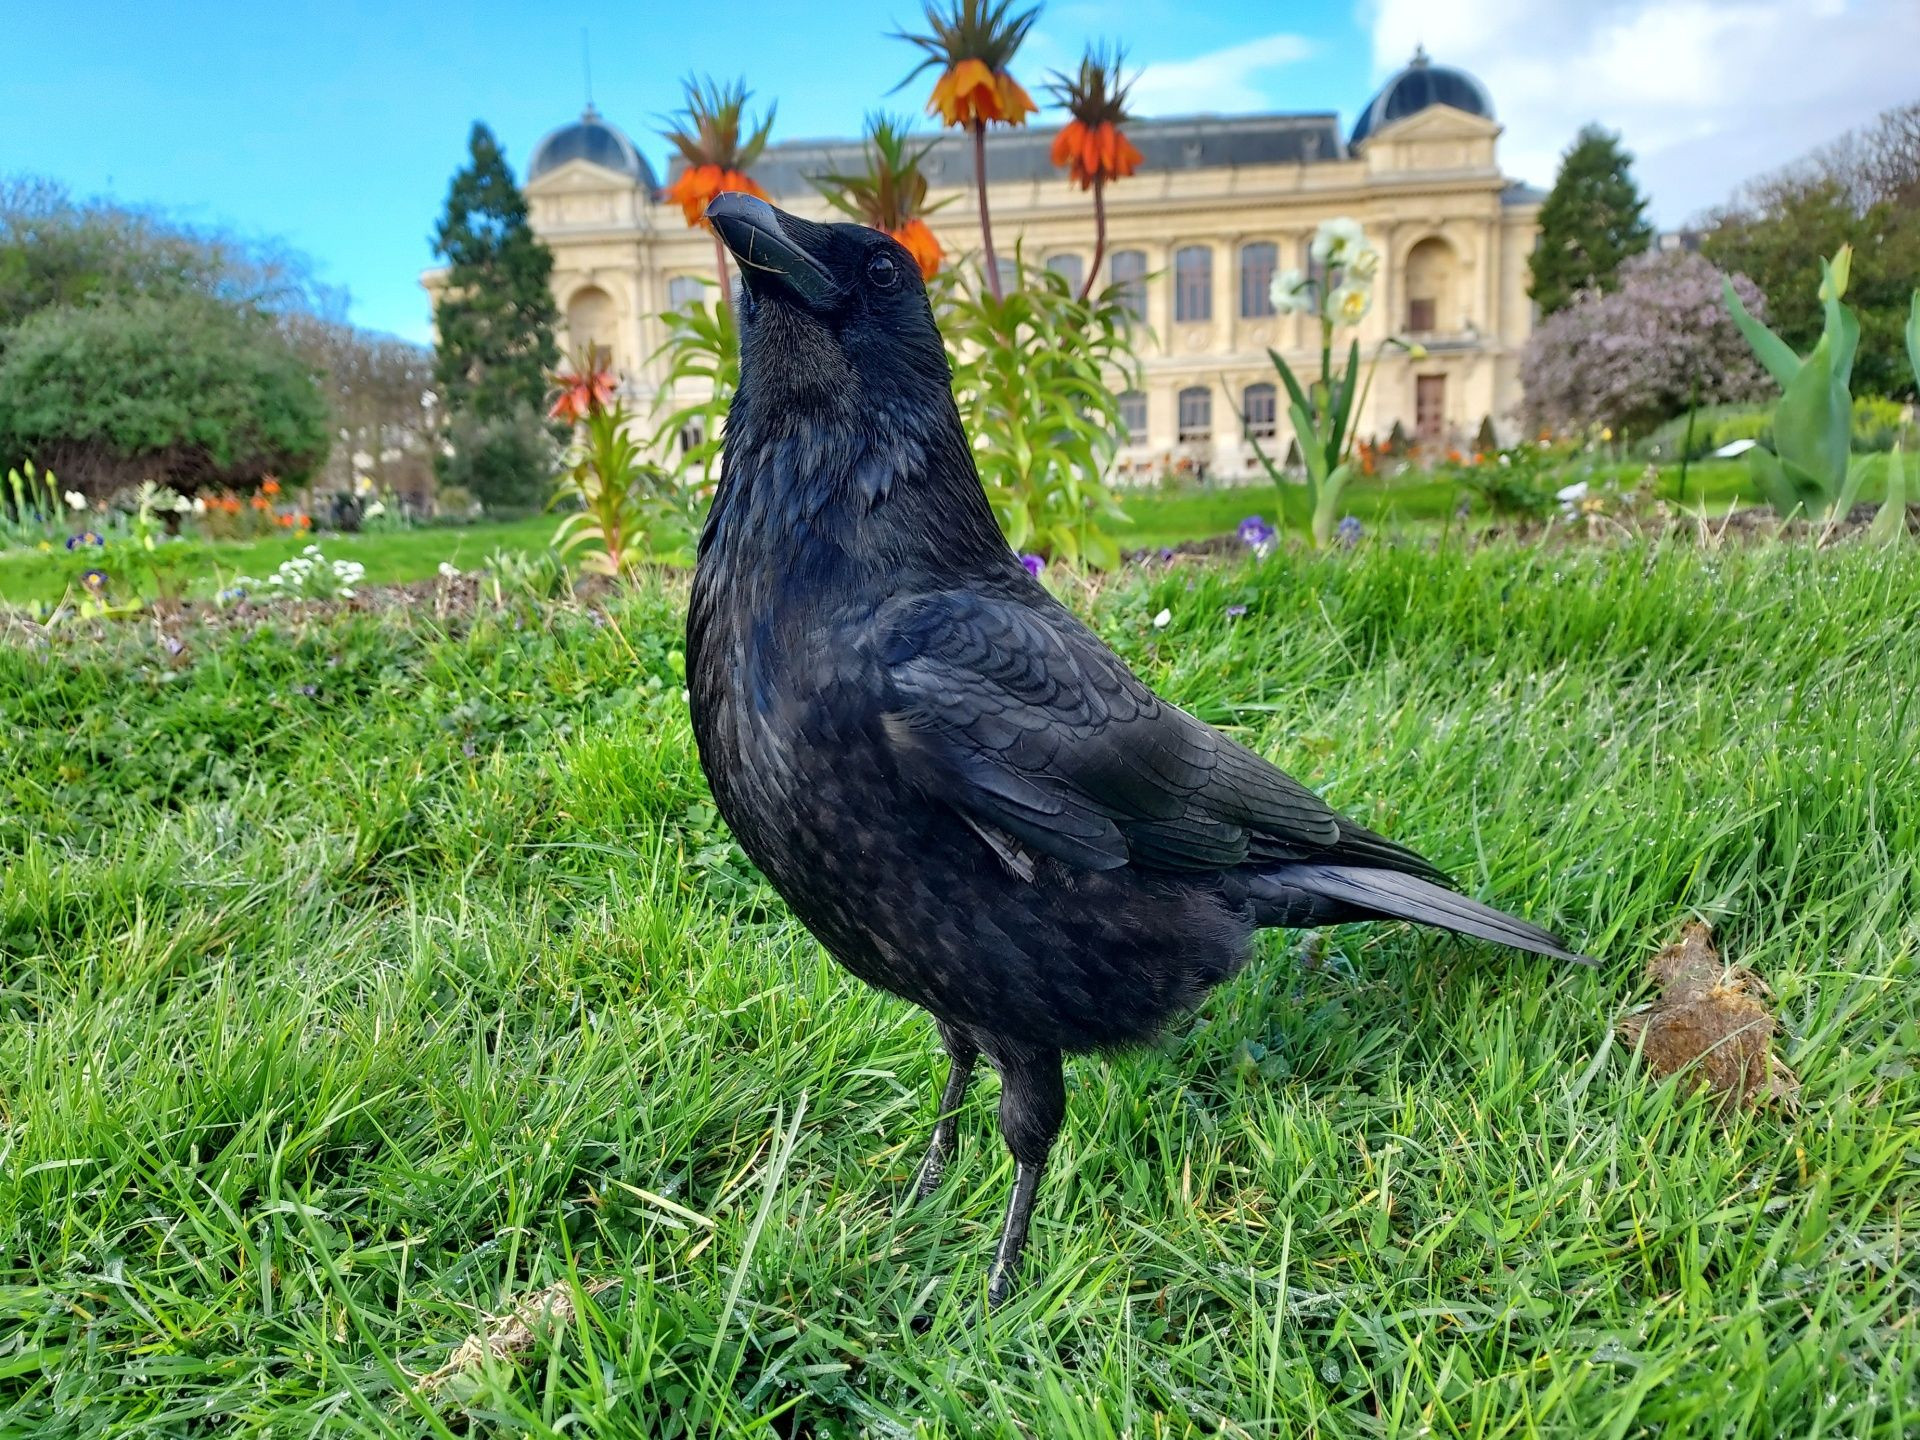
[1416,375,1446,442]
[1110,250,1147,320]
[1242,383,1278,439]
[1046,253,1084,296]
[1408,297,1436,332]
[1174,246,1212,323]
[1240,242,1277,318]
[1118,389,1147,442]
[666,276,705,311]
[1177,386,1212,442]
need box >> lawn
[0,455,1849,609]
[2,536,1916,1436]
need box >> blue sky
[5,0,1908,343]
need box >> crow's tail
[1250,864,1592,966]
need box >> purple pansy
[1237,515,1276,548]
[1019,553,1046,578]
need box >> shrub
[0,294,328,496]
[1522,250,1774,439]
[437,405,558,513]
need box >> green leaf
[1906,291,1920,392]
[1311,463,1352,549]
[1747,446,1805,519]
[1327,339,1361,469]
[1268,347,1313,422]
[1772,333,1850,510]
[1723,276,1800,388]
[1867,446,1909,547]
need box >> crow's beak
[706,193,836,308]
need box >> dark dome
[1350,48,1493,147]
[528,105,656,185]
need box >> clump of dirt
[1616,921,1798,1115]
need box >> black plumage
[688,194,1587,1305]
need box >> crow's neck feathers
[706,364,1010,591]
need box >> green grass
[0,516,558,608]
[0,457,1842,609]
[2,536,1917,1436]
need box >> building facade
[439,53,1543,477]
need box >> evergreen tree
[1528,125,1653,316]
[431,123,559,423]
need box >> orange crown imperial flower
[928,58,1036,127]
[890,219,944,280]
[660,76,775,230]
[549,348,620,423]
[898,0,1041,130]
[1050,120,1143,190]
[814,115,953,280]
[1046,46,1142,190]
[664,164,768,229]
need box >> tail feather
[1255,864,1592,966]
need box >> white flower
[1555,481,1589,507]
[1268,267,1311,314]
[1345,244,1381,282]
[1328,282,1372,327]
[363,500,387,519]
[192,496,207,515]
[437,561,461,578]
[64,490,86,510]
[1310,217,1367,265]
[1152,608,1172,629]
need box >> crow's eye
[867,253,901,290]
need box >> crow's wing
[870,589,1447,882]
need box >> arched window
[1177,385,1212,442]
[567,285,619,368]
[1404,237,1458,333]
[666,275,706,312]
[1118,389,1147,442]
[1242,382,1277,439]
[1174,246,1212,323]
[1239,243,1277,318]
[1110,250,1147,320]
[1045,253,1084,295]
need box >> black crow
[688,193,1587,1306]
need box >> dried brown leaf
[1616,921,1798,1114]
[418,1277,618,1395]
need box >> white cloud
[1364,0,1920,224]
[1129,33,1318,116]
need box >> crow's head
[707,193,952,424]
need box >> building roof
[528,105,658,187]
[1350,47,1495,147]
[669,112,1346,200]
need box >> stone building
[436,51,1543,476]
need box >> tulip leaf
[1907,290,1920,392]
[1867,445,1909,547]
[1771,332,1850,511]
[1746,446,1806,519]
[1724,276,1801,389]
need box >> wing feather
[872,589,1445,883]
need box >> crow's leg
[913,1021,979,1200]
[986,1044,1065,1308]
